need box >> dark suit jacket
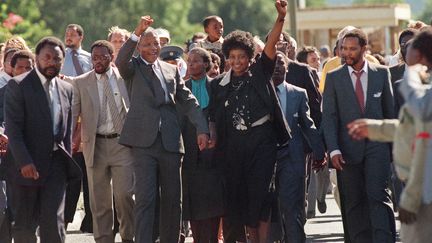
[4,70,80,186]
[389,63,406,113]
[115,38,208,153]
[389,63,405,84]
[322,63,395,164]
[277,82,325,162]
[286,61,322,127]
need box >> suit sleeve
[4,80,33,168]
[322,72,340,154]
[115,38,137,82]
[71,81,81,140]
[381,68,395,119]
[175,69,209,134]
[298,90,325,160]
[64,87,73,154]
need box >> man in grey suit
[4,37,81,243]
[115,16,209,243]
[71,40,134,243]
[322,29,396,243]
[273,52,326,242]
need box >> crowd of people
[0,1,431,243]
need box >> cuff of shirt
[130,33,140,42]
[330,150,342,159]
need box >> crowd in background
[0,1,431,243]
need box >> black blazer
[4,70,81,186]
[286,61,322,127]
[209,53,291,149]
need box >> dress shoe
[317,199,327,214]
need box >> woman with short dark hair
[208,1,288,242]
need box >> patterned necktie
[99,73,123,133]
[71,49,84,75]
[353,70,365,113]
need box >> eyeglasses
[91,55,111,62]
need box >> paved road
[65,194,401,243]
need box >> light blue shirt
[61,47,92,77]
[277,82,287,117]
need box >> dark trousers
[339,148,396,243]
[64,152,91,229]
[12,151,67,243]
[0,208,11,243]
[276,151,306,243]
[190,217,220,243]
[132,134,182,243]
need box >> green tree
[306,0,327,7]
[353,0,404,3]
[189,0,276,39]
[417,0,432,24]
[0,1,52,48]
[37,0,200,48]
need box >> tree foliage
[0,1,52,48]
[417,0,432,24]
[189,0,276,39]
[35,0,201,49]
[353,0,404,3]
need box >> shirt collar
[95,67,113,80]
[0,70,11,81]
[35,66,49,86]
[140,56,159,66]
[277,82,287,93]
[348,59,368,75]
[67,47,82,53]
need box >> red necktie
[354,70,365,113]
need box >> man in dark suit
[273,52,326,242]
[276,32,327,217]
[4,37,81,243]
[322,29,396,243]
[115,16,209,243]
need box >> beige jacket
[367,105,430,213]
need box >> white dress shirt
[96,67,123,134]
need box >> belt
[96,133,119,139]
[251,114,271,127]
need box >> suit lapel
[86,71,100,119]
[56,78,68,137]
[30,70,53,128]
[113,67,130,110]
[365,63,377,113]
[159,61,175,102]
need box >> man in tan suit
[71,40,134,243]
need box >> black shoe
[317,200,327,214]
[306,210,316,219]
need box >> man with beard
[61,24,92,76]
[322,29,396,243]
[61,23,93,232]
[71,40,134,243]
[4,36,81,243]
